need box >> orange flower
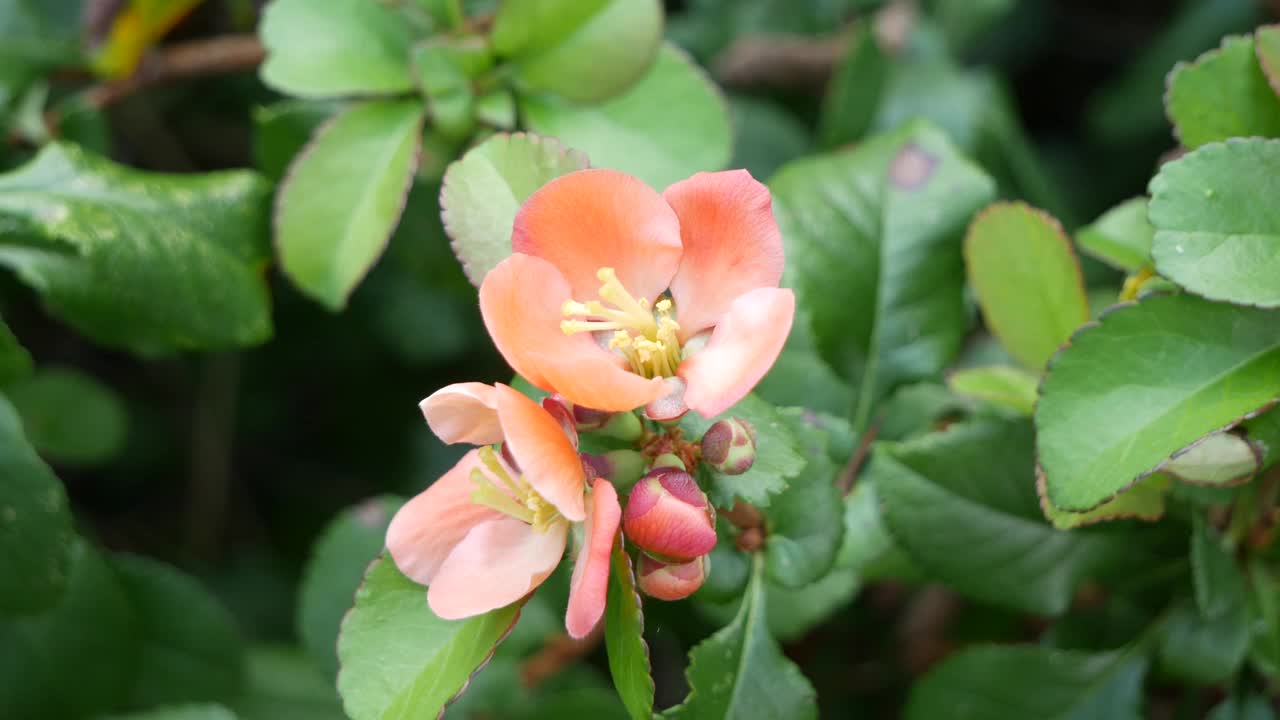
[386,382,619,638]
[479,169,795,417]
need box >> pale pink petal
[386,450,502,586]
[419,382,502,445]
[479,254,663,411]
[678,287,795,417]
[663,170,785,339]
[494,384,587,522]
[566,479,621,639]
[512,169,682,302]
[427,517,568,619]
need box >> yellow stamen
[469,446,564,533]
[561,266,684,379]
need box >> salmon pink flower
[386,382,620,638]
[479,168,795,417]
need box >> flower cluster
[387,168,791,638]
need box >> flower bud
[651,453,686,471]
[581,449,647,493]
[701,418,756,475]
[637,554,707,600]
[571,402,614,431]
[597,410,642,442]
[623,468,715,562]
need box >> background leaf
[964,202,1088,370]
[763,408,846,588]
[0,315,31,387]
[1036,293,1280,512]
[6,366,127,467]
[1076,198,1153,272]
[275,99,426,310]
[440,132,589,286]
[1166,35,1280,149]
[1148,138,1280,308]
[679,393,805,508]
[946,366,1038,416]
[521,43,731,189]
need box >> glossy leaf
[0,394,73,615]
[667,555,817,720]
[876,418,1133,615]
[6,366,128,467]
[964,202,1088,370]
[1149,138,1280,308]
[521,44,731,190]
[440,133,589,286]
[1076,198,1153,272]
[492,0,662,102]
[0,540,140,718]
[260,0,416,98]
[276,100,426,310]
[906,646,1146,720]
[0,143,273,354]
[337,554,523,720]
[947,366,1038,416]
[1166,35,1280,149]
[679,393,805,508]
[764,408,846,588]
[0,315,31,387]
[299,496,402,679]
[604,539,653,720]
[114,554,246,708]
[770,120,996,429]
[1036,293,1280,512]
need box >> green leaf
[1258,25,1280,98]
[667,555,817,720]
[493,0,662,102]
[276,100,426,310]
[964,202,1088,370]
[521,43,731,190]
[337,554,523,720]
[0,394,73,615]
[906,645,1146,720]
[764,408,846,588]
[1036,293,1280,512]
[113,554,245,708]
[253,100,342,181]
[0,315,31,387]
[1247,560,1280,677]
[1148,138,1280,308]
[1039,473,1170,531]
[299,496,403,678]
[947,366,1038,416]
[1166,35,1280,149]
[231,646,347,720]
[0,540,140,718]
[1076,198,1153,272]
[6,366,128,467]
[1163,431,1260,485]
[104,704,239,720]
[440,132,589,286]
[770,120,996,429]
[728,97,811,182]
[678,393,806,508]
[1208,693,1276,720]
[604,539,653,720]
[1155,599,1250,684]
[817,24,887,148]
[1191,516,1248,620]
[876,418,1133,615]
[260,0,416,99]
[754,316,853,416]
[0,143,273,354]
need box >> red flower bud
[622,468,715,561]
[701,418,756,475]
[637,554,707,600]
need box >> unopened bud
[580,449,647,493]
[701,418,756,475]
[623,467,715,562]
[598,411,642,442]
[571,402,613,431]
[651,453,686,471]
[637,554,707,600]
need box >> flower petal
[419,382,502,445]
[494,383,587,522]
[512,169,682,302]
[427,517,568,619]
[531,347,668,413]
[664,170,785,338]
[386,450,503,586]
[679,287,796,417]
[566,479,621,639]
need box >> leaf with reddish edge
[337,554,525,720]
[605,537,654,720]
[1258,26,1280,98]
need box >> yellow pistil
[560,267,682,378]
[469,446,563,532]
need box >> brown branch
[83,34,265,109]
[519,624,605,690]
[837,421,879,496]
